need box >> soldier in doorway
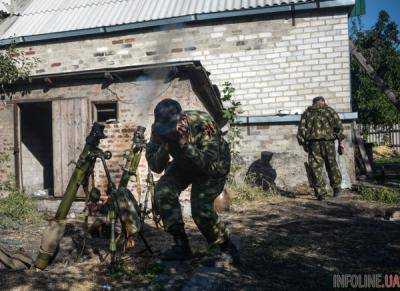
[297,96,345,200]
[146,99,238,262]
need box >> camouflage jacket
[146,110,231,178]
[297,105,345,146]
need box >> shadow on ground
[228,197,400,290]
[1,195,399,290]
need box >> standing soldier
[146,99,238,262]
[297,96,345,200]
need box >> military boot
[161,234,192,261]
[219,239,240,266]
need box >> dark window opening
[94,102,118,123]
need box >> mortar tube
[35,149,94,270]
[35,122,105,270]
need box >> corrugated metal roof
[1,0,312,39]
[0,1,10,13]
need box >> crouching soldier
[297,96,345,200]
[146,99,238,262]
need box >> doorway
[19,102,53,195]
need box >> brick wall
[17,9,351,115]
[237,123,355,191]
[0,8,355,197]
[0,77,204,201]
[0,102,15,197]
[91,78,204,201]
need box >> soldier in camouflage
[297,96,345,200]
[146,99,238,262]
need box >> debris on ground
[1,191,399,290]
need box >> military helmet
[153,99,182,136]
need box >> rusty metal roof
[1,0,313,40]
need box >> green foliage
[0,44,38,87]
[0,153,43,228]
[144,262,165,280]
[230,182,267,203]
[221,82,241,122]
[351,10,400,125]
[221,81,242,158]
[107,261,164,282]
[230,173,276,203]
[356,185,400,205]
[0,191,43,228]
[374,155,400,165]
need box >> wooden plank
[353,122,373,177]
[67,99,75,186]
[52,100,63,197]
[75,98,86,198]
[350,41,400,111]
[13,104,22,190]
[60,100,70,195]
[53,98,88,197]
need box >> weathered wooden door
[52,98,89,197]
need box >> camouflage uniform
[297,104,345,197]
[146,110,231,245]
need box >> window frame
[92,100,119,123]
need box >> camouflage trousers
[154,166,229,245]
[308,140,342,196]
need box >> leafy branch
[221,81,242,158]
[0,44,38,94]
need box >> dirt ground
[1,192,399,290]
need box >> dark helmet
[312,96,325,105]
[153,99,182,136]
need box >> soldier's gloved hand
[338,142,344,155]
[151,124,163,144]
[177,115,189,146]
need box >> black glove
[303,143,309,153]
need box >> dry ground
[0,192,399,290]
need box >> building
[0,0,357,198]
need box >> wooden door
[52,98,89,197]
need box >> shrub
[356,185,400,205]
[229,172,277,203]
[0,190,44,228]
[0,153,43,228]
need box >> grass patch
[0,153,44,229]
[0,189,44,229]
[107,260,164,283]
[374,156,400,164]
[356,185,400,205]
[228,179,276,204]
[229,183,270,203]
[228,166,278,203]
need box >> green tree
[0,45,37,87]
[351,10,400,125]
